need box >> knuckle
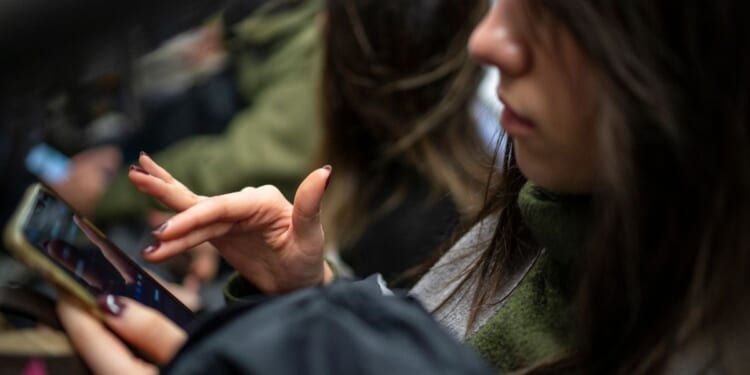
[256,185,281,196]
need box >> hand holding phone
[57,293,186,373]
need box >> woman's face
[469,0,600,194]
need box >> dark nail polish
[129,165,149,175]
[153,221,169,235]
[97,294,125,316]
[322,164,332,172]
[142,242,161,255]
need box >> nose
[468,2,530,78]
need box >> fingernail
[153,221,169,235]
[323,165,332,191]
[97,294,125,316]
[140,151,149,158]
[129,165,149,175]
[142,242,161,255]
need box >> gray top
[410,216,536,340]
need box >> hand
[57,293,187,375]
[129,153,334,294]
[72,145,123,175]
[50,145,122,216]
[148,210,221,288]
[183,21,225,65]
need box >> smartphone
[25,143,71,184]
[3,183,194,328]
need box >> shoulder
[434,215,499,268]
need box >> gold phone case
[3,183,100,315]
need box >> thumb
[291,165,331,246]
[57,293,157,375]
[98,295,187,365]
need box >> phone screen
[22,189,194,328]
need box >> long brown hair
[558,2,749,372]
[318,0,492,249]
[461,1,750,373]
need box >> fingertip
[153,221,169,235]
[141,242,162,256]
[321,165,332,190]
[138,151,158,170]
[127,167,152,186]
[291,166,331,240]
[295,167,329,211]
[140,242,176,264]
[97,294,126,316]
[320,165,332,178]
[129,165,149,175]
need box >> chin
[514,146,592,195]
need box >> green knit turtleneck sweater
[468,182,591,372]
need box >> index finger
[155,187,290,242]
[129,171,200,212]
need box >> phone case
[3,184,101,316]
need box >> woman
[318,0,491,285]
[59,0,750,373]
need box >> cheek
[516,67,601,193]
[555,82,598,151]
[544,37,601,165]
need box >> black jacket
[163,276,492,374]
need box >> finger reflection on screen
[44,239,105,291]
[73,215,136,284]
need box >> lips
[499,96,535,137]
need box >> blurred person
[317,0,491,284]
[59,0,750,374]
[52,0,323,222]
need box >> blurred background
[0,0,232,307]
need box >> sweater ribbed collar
[517,182,592,269]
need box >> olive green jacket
[95,0,323,224]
